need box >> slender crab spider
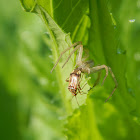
[51,42,118,103]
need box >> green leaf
[20,0,89,35]
[18,0,140,140]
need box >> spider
[51,42,118,104]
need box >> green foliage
[0,0,140,140]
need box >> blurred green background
[0,0,140,140]
[0,0,61,139]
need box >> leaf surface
[19,0,140,139]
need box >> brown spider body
[68,69,81,96]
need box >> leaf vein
[61,0,81,28]
[53,0,63,11]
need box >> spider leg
[70,95,80,107]
[93,71,102,87]
[77,87,86,95]
[65,77,69,82]
[81,49,89,62]
[78,73,84,84]
[75,96,80,107]
[89,65,109,85]
[88,71,102,91]
[80,91,87,95]
[51,41,82,73]
[79,77,92,94]
[105,67,118,102]
[62,44,83,68]
[77,83,83,95]
[77,74,88,91]
[81,82,88,90]
[76,44,83,66]
[89,65,118,101]
[80,76,91,90]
